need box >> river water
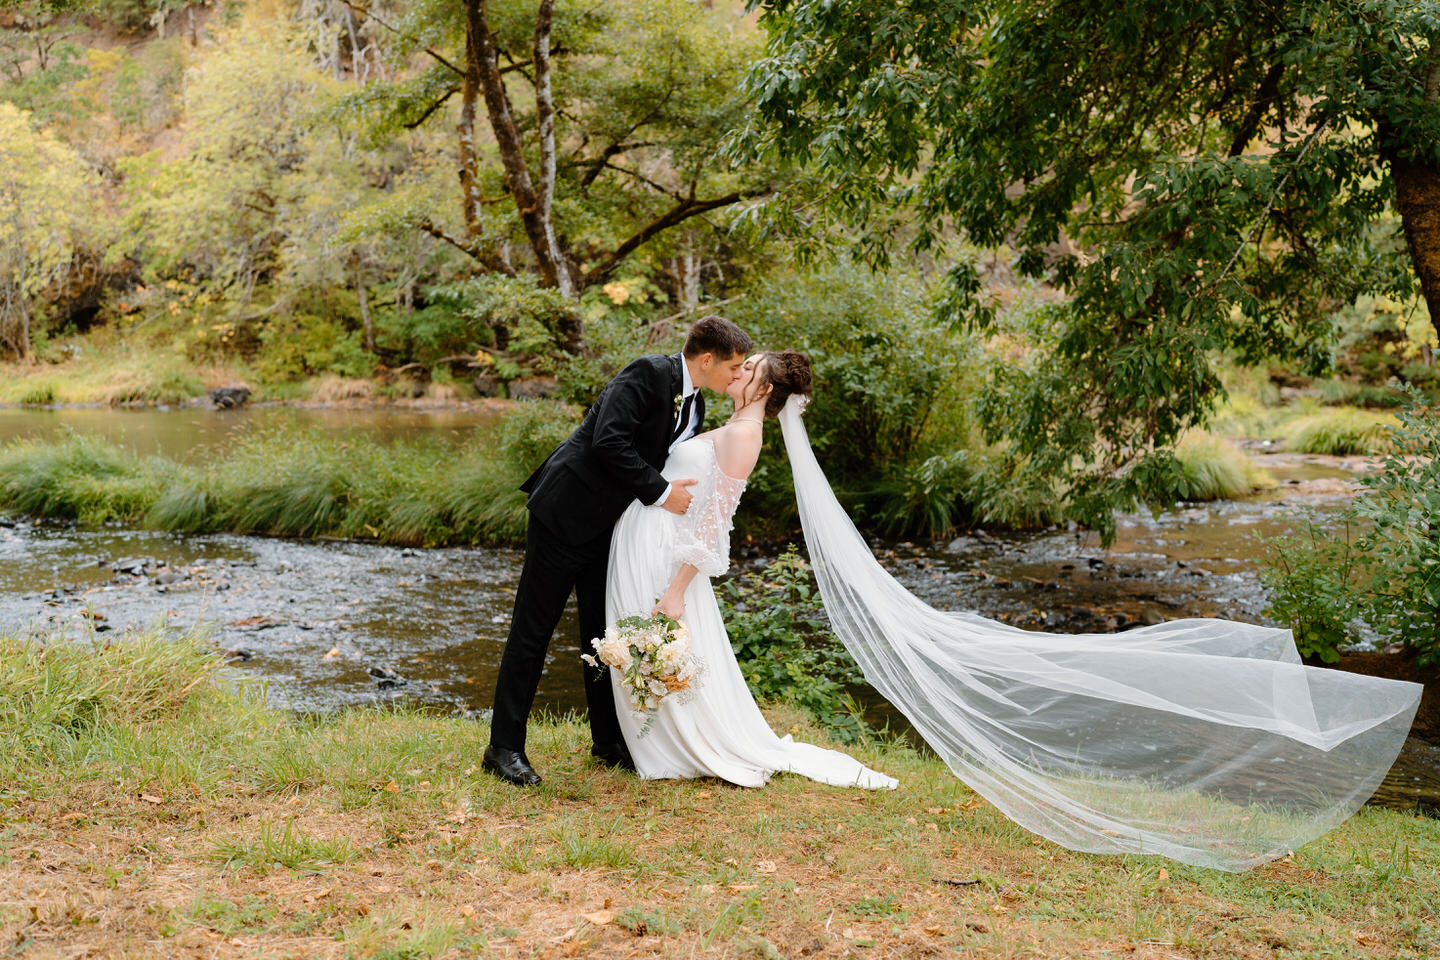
[0,405,1435,814]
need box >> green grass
[2,625,1437,958]
[1285,408,1396,455]
[1172,430,1273,500]
[210,819,360,872]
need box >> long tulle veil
[778,396,1421,870]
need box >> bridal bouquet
[583,613,701,717]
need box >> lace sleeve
[672,452,746,579]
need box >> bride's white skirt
[606,498,896,790]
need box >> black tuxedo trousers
[488,515,620,752]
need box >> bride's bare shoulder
[710,425,762,480]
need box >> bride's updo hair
[759,350,812,420]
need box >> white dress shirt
[651,358,698,505]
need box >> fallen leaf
[460,905,475,918]
[730,883,758,891]
[1157,868,1169,882]
[323,648,341,659]
[583,911,613,925]
[382,781,399,793]
[755,860,776,873]
[139,794,164,804]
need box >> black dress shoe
[590,742,636,771]
[483,745,542,786]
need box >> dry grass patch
[311,376,377,403]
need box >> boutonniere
[672,393,684,418]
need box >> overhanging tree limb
[584,187,768,287]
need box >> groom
[483,315,754,785]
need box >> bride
[606,350,896,789]
[604,350,1422,871]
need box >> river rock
[368,665,408,689]
[209,386,252,408]
[472,372,502,397]
[154,570,183,586]
[508,376,558,399]
[1138,609,1166,626]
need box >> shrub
[718,546,868,741]
[1260,519,1364,663]
[873,450,978,537]
[727,262,982,535]
[1262,388,1440,665]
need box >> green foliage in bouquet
[718,546,868,742]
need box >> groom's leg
[574,532,624,749]
[489,517,581,753]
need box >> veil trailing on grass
[779,397,1421,871]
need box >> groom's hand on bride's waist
[660,478,697,515]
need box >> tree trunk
[530,0,573,297]
[355,269,375,353]
[1390,53,1440,326]
[456,31,487,247]
[1393,154,1440,326]
[462,0,574,296]
[1,276,32,362]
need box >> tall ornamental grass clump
[1284,408,1394,455]
[1171,431,1272,501]
[1262,388,1440,664]
[0,433,168,524]
[0,403,580,546]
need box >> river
[0,404,1435,814]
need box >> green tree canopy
[742,0,1440,537]
[0,100,101,359]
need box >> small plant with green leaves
[1262,387,1440,664]
[1260,518,1364,663]
[718,546,868,741]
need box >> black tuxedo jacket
[521,354,701,545]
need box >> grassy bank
[0,408,582,546]
[2,628,1436,959]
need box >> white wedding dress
[605,434,897,789]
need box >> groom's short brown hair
[683,315,753,360]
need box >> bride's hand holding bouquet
[584,612,701,721]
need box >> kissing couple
[482,315,1422,872]
[485,315,895,790]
